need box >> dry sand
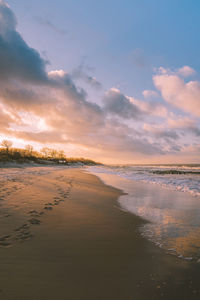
[0,167,200,299]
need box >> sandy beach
[0,166,200,299]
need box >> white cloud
[48,69,66,78]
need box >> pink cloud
[177,66,196,77]
[142,90,159,98]
[153,69,200,117]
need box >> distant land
[0,140,100,166]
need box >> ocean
[88,164,200,198]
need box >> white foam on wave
[88,165,200,198]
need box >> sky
[0,0,200,163]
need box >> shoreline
[0,167,200,299]
[87,169,200,261]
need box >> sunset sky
[0,0,200,163]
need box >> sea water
[88,164,200,261]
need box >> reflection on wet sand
[140,206,200,260]
[90,172,200,261]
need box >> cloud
[71,63,102,89]
[168,117,196,129]
[168,117,200,136]
[181,144,200,157]
[0,105,12,133]
[143,90,159,98]
[0,1,47,84]
[0,2,198,162]
[103,88,142,119]
[131,98,168,118]
[143,123,179,140]
[153,68,200,117]
[177,66,196,77]
[104,88,167,119]
[0,0,16,36]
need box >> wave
[88,164,200,198]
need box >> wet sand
[0,167,200,299]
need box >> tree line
[0,140,98,165]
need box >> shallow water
[88,167,200,261]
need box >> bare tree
[50,149,58,159]
[57,150,65,160]
[25,145,34,156]
[1,140,13,154]
[41,147,51,158]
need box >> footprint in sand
[16,231,33,242]
[0,235,11,242]
[0,179,73,248]
[15,223,30,231]
[44,206,53,211]
[13,222,34,243]
[0,235,12,248]
[53,200,60,205]
[28,210,41,217]
[0,241,11,247]
[28,218,41,225]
